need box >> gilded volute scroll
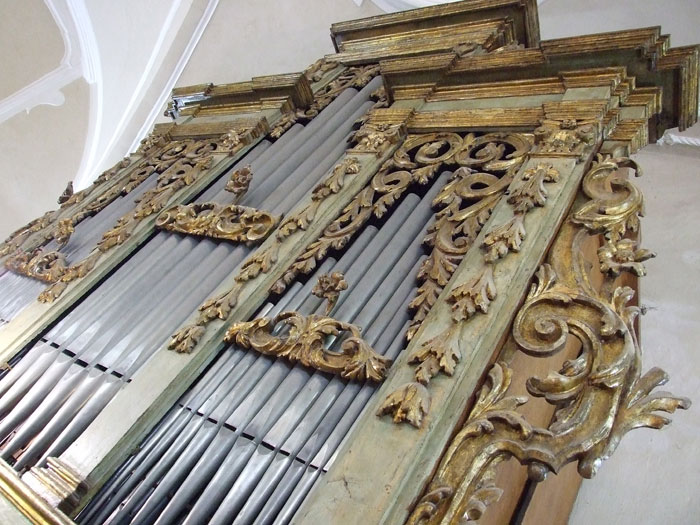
[405,156,690,524]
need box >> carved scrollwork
[273,133,532,311]
[379,162,559,428]
[404,156,689,524]
[533,118,597,161]
[271,64,380,138]
[36,130,253,303]
[223,311,391,382]
[155,202,280,244]
[5,250,67,283]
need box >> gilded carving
[35,129,254,302]
[223,310,391,382]
[533,118,597,160]
[348,123,404,156]
[155,202,280,244]
[404,156,689,524]
[225,165,253,196]
[304,57,340,83]
[270,64,380,139]
[379,160,559,428]
[311,271,348,315]
[273,133,533,310]
[53,219,75,248]
[5,250,67,284]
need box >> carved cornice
[167,72,314,119]
[404,156,690,524]
[330,0,540,52]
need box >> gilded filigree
[405,156,689,524]
[380,159,560,427]
[225,165,253,196]
[37,130,253,302]
[155,202,280,244]
[311,272,348,315]
[5,250,67,283]
[274,133,532,305]
[223,311,391,382]
[348,123,404,156]
[533,118,597,161]
[270,64,380,138]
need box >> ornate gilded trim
[5,251,67,284]
[224,165,253,196]
[311,271,348,315]
[155,203,280,244]
[404,156,690,524]
[0,461,74,525]
[270,64,380,139]
[223,310,390,382]
[33,125,264,303]
[378,163,559,428]
[532,118,597,161]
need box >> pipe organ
[0,1,695,523]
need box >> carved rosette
[223,310,391,382]
[225,166,253,197]
[404,156,689,524]
[378,162,560,428]
[311,271,348,315]
[155,202,280,244]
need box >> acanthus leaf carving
[224,311,391,382]
[155,202,280,244]
[37,131,251,302]
[533,118,597,161]
[405,156,689,523]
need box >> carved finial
[312,271,348,315]
[225,166,253,197]
[58,181,74,204]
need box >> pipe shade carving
[155,203,280,244]
[223,311,390,382]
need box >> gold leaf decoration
[448,266,497,322]
[155,203,280,244]
[405,157,690,523]
[376,382,431,428]
[225,165,253,196]
[507,163,560,214]
[482,215,526,263]
[225,311,391,382]
[311,271,348,315]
